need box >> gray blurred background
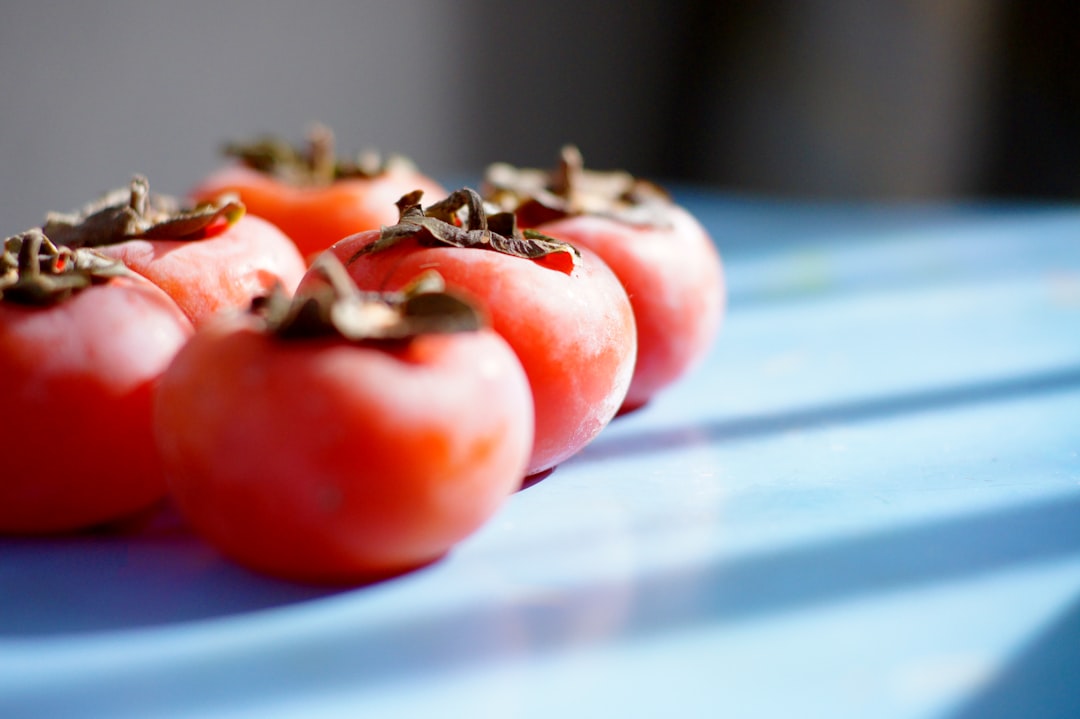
[1,1,1077,232]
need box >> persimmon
[485,146,724,412]
[320,188,637,476]
[43,176,306,327]
[190,124,446,260]
[154,257,533,583]
[0,231,193,533]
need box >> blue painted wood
[2,193,1079,718]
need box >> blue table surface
[2,190,1079,718]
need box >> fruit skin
[190,164,446,261]
[96,214,307,327]
[0,275,194,534]
[534,204,725,412]
[153,312,534,584]
[320,230,637,477]
[484,147,725,412]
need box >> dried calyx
[484,145,673,227]
[256,254,483,342]
[349,187,579,271]
[0,229,132,306]
[42,176,244,249]
[224,123,415,186]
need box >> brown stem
[307,122,337,186]
[551,144,583,198]
[130,175,150,217]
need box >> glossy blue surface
[2,193,1079,718]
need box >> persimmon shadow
[8,493,1080,716]
[585,365,1080,462]
[0,516,349,636]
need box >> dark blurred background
[1,1,1077,232]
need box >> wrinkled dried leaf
[483,145,673,228]
[349,187,580,269]
[260,254,483,343]
[0,230,133,306]
[223,124,411,184]
[42,176,245,248]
